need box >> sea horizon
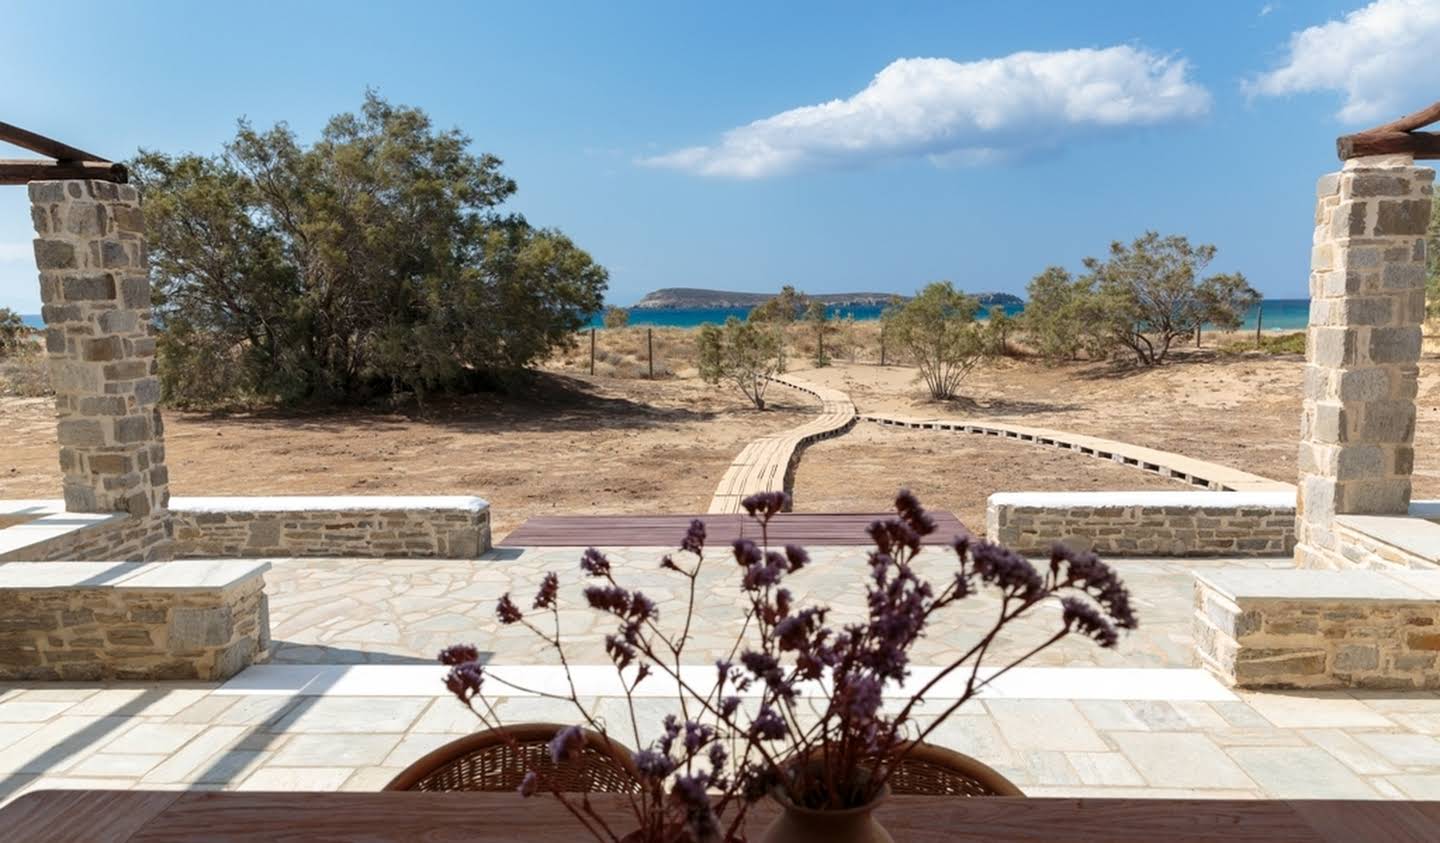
[583,298,1311,331]
[18,298,1314,333]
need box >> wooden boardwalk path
[860,412,1293,493]
[706,374,857,514]
[500,510,967,547]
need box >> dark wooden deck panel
[499,511,968,547]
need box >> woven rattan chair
[384,722,642,793]
[886,742,1024,796]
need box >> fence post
[589,328,596,376]
[647,328,654,379]
[880,333,886,366]
[1195,324,1201,348]
[1255,304,1263,348]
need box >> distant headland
[632,287,1025,310]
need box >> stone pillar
[1295,154,1434,568]
[28,180,170,558]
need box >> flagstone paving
[1,549,1439,805]
[263,549,1289,668]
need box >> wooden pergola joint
[0,120,127,185]
[1337,99,1440,161]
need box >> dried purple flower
[437,644,479,666]
[1061,596,1119,648]
[895,488,937,536]
[731,539,762,567]
[517,770,539,797]
[740,650,781,683]
[605,634,637,669]
[672,773,719,839]
[549,724,586,763]
[783,544,810,572]
[532,572,559,610]
[951,527,974,558]
[684,720,714,753]
[682,519,706,555]
[741,491,789,522]
[971,541,1043,599]
[707,741,728,771]
[583,584,631,614]
[634,748,676,779]
[720,696,741,717]
[742,556,783,591]
[659,554,680,572]
[443,661,484,703]
[748,705,787,741]
[840,674,883,724]
[495,594,523,625]
[580,547,611,577]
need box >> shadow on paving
[0,688,170,803]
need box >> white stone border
[171,495,489,513]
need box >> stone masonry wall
[987,494,1295,557]
[1296,155,1434,568]
[1332,518,1440,570]
[0,578,267,681]
[1195,577,1440,690]
[28,179,171,561]
[171,504,491,559]
[0,514,162,563]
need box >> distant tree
[750,285,808,324]
[1080,232,1259,366]
[133,92,606,405]
[0,308,27,357]
[1427,195,1440,321]
[984,304,1013,355]
[883,282,989,400]
[697,316,783,409]
[805,300,831,367]
[602,306,630,329]
[1021,267,1087,362]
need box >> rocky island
[633,287,1023,310]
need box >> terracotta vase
[755,785,893,843]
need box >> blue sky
[2,0,1437,311]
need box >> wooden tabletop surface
[2,790,1438,842]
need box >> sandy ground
[794,350,1440,498]
[0,375,813,540]
[7,338,1440,540]
[792,424,1191,530]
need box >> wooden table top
[2,790,1438,842]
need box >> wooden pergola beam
[1337,131,1440,160]
[0,120,126,184]
[0,159,128,186]
[0,120,109,164]
[1337,98,1440,160]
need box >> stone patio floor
[2,549,1440,803]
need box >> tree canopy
[882,281,989,400]
[1023,232,1259,366]
[133,92,607,405]
[696,316,783,410]
[0,308,26,357]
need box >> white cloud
[1260,4,1275,17]
[640,45,1211,179]
[1247,0,1440,124]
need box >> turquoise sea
[19,298,1313,333]
[584,298,1312,331]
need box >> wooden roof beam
[1337,98,1440,160]
[0,159,128,186]
[0,121,109,164]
